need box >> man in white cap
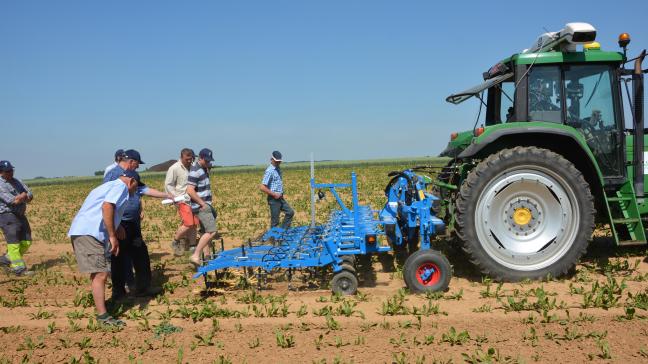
[259,151,294,229]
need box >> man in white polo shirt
[165,148,197,256]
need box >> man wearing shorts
[165,148,196,256]
[67,171,139,326]
[187,148,217,266]
[0,161,34,276]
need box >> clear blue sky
[1,1,647,178]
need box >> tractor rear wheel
[455,146,595,281]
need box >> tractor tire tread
[455,146,595,281]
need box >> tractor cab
[443,22,638,183]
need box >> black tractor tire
[331,270,358,295]
[455,146,595,281]
[403,249,452,293]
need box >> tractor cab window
[500,82,515,121]
[528,66,562,123]
[485,80,515,125]
[564,64,620,175]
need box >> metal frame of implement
[194,159,452,294]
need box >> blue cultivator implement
[195,164,451,295]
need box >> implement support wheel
[403,250,451,293]
[331,270,358,295]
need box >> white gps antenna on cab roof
[523,22,597,54]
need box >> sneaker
[96,314,126,327]
[11,267,34,276]
[0,255,10,267]
[189,255,201,267]
[171,240,185,256]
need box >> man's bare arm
[186,185,206,209]
[259,184,280,199]
[143,187,172,199]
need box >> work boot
[11,266,34,277]
[0,255,10,267]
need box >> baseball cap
[114,149,125,159]
[271,151,282,162]
[123,149,145,164]
[199,148,214,162]
[0,160,14,172]
[120,170,146,187]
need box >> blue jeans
[267,197,294,229]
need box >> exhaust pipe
[633,50,646,198]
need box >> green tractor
[437,23,647,281]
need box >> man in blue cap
[68,170,140,326]
[103,149,170,299]
[0,161,34,276]
[187,148,218,266]
[104,149,124,177]
[259,151,294,229]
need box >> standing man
[187,148,217,266]
[0,161,34,276]
[165,148,196,256]
[68,171,140,326]
[260,151,294,229]
[104,149,124,177]
[104,149,170,298]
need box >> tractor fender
[457,126,605,185]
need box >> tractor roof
[446,50,623,105]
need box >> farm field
[1,159,648,363]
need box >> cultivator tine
[287,268,294,291]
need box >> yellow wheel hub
[513,208,532,226]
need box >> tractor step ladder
[605,181,647,245]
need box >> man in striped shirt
[187,148,217,266]
[259,151,294,229]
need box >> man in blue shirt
[103,149,124,177]
[103,149,170,299]
[259,151,294,229]
[68,171,139,326]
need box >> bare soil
[1,238,647,364]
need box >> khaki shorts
[196,205,217,233]
[71,235,110,273]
